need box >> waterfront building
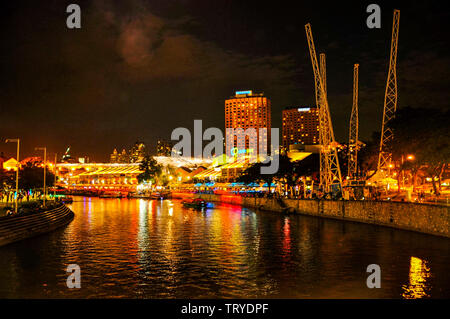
[2,158,18,171]
[192,159,248,183]
[56,156,211,191]
[225,90,271,157]
[282,107,319,151]
[57,163,142,191]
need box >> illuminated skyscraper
[129,141,146,163]
[119,149,129,163]
[225,90,271,157]
[282,107,319,150]
[110,148,119,163]
[156,139,174,157]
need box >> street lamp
[54,153,57,198]
[401,154,416,190]
[35,147,47,207]
[5,138,20,213]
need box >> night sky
[0,0,448,161]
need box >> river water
[0,196,449,298]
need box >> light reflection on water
[402,256,432,299]
[0,197,449,298]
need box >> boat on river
[182,198,207,209]
[60,196,74,204]
[99,191,125,198]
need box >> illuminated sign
[297,107,311,112]
[230,148,254,156]
[235,90,252,96]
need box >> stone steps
[0,204,74,247]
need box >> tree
[238,162,277,192]
[358,131,381,179]
[238,154,320,194]
[275,155,297,194]
[19,162,55,191]
[390,107,450,194]
[137,155,162,184]
[0,168,14,190]
[292,153,320,186]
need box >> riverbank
[173,193,450,238]
[0,204,74,246]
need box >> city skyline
[0,1,449,303]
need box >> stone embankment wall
[175,193,449,238]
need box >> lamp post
[401,154,415,188]
[5,139,20,213]
[54,153,57,198]
[35,147,47,207]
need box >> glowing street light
[407,154,415,161]
[35,147,47,207]
[5,138,20,213]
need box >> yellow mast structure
[305,24,343,194]
[319,53,327,188]
[348,64,359,179]
[378,10,400,174]
[320,53,327,97]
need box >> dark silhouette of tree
[238,154,320,194]
[358,131,381,178]
[237,161,277,192]
[275,154,299,194]
[137,155,162,184]
[19,162,55,190]
[0,168,14,190]
[391,107,450,194]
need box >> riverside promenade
[0,203,74,246]
[174,193,450,238]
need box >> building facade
[282,107,319,150]
[225,90,271,157]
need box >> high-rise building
[129,141,146,163]
[156,139,174,157]
[118,149,129,163]
[282,107,319,150]
[110,148,119,163]
[225,90,271,157]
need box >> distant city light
[297,107,311,112]
[235,90,252,95]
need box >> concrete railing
[189,194,450,238]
